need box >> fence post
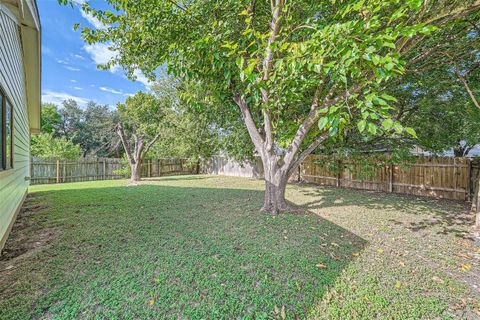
[56,159,60,184]
[336,159,341,187]
[63,160,66,183]
[389,164,394,193]
[473,176,480,229]
[453,158,458,200]
[103,159,106,180]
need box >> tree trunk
[453,146,466,157]
[196,160,201,174]
[474,175,480,229]
[130,162,142,182]
[261,156,290,215]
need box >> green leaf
[381,93,397,102]
[385,62,395,71]
[357,120,366,133]
[318,117,329,130]
[382,119,394,130]
[382,42,396,49]
[367,123,377,135]
[393,122,403,134]
[404,127,417,138]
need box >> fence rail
[300,155,472,201]
[30,158,195,185]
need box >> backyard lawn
[0,175,479,319]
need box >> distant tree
[116,92,170,182]
[53,99,120,157]
[148,107,220,172]
[149,79,220,171]
[31,133,81,160]
[40,103,62,134]
[58,99,83,141]
[80,102,120,157]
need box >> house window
[0,88,13,171]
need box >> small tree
[31,133,81,160]
[116,92,168,182]
[40,103,62,135]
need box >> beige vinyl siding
[0,6,30,247]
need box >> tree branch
[456,70,480,111]
[142,132,162,157]
[262,0,284,81]
[287,132,329,177]
[233,93,265,153]
[116,123,134,165]
[257,0,285,153]
[282,81,364,170]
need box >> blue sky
[39,0,150,109]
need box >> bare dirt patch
[0,196,59,269]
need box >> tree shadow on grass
[296,183,475,240]
[0,183,366,320]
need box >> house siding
[0,6,30,251]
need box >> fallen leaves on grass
[274,305,286,319]
[316,263,327,269]
[431,275,444,284]
[460,263,472,272]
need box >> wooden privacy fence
[30,158,195,185]
[300,155,472,201]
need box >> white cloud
[132,69,153,89]
[123,93,135,97]
[84,43,118,72]
[99,86,122,94]
[73,87,83,90]
[65,66,80,72]
[80,9,107,30]
[42,90,89,107]
[73,54,85,60]
[56,58,69,65]
[70,79,77,83]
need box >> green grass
[0,175,478,319]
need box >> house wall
[0,6,30,252]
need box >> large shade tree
[66,0,479,214]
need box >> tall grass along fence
[30,158,195,185]
[301,155,476,201]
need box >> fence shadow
[296,183,474,240]
[1,183,366,319]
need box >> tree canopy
[116,91,171,181]
[31,133,81,160]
